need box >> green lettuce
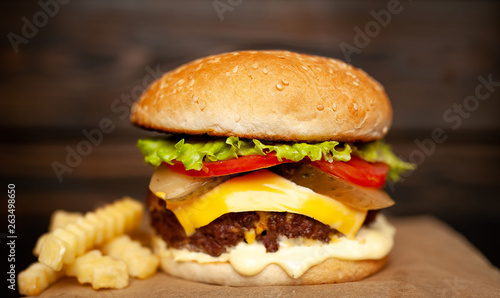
[137,136,415,181]
[353,141,416,181]
[137,136,351,171]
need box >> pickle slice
[274,163,394,210]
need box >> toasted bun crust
[153,235,387,286]
[131,50,392,142]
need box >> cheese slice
[166,170,367,237]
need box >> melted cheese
[153,214,395,278]
[166,170,367,237]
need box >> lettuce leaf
[137,137,351,171]
[352,140,416,181]
[137,136,415,181]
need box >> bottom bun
[153,234,388,286]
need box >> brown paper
[36,216,500,297]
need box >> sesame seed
[193,95,206,110]
[263,67,269,74]
[317,105,324,111]
[252,63,259,69]
[276,84,283,91]
[207,57,221,63]
[353,81,360,86]
[281,78,289,86]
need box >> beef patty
[148,193,377,257]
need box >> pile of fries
[18,197,160,296]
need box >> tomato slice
[164,153,388,188]
[163,153,293,177]
[310,156,388,188]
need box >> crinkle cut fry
[38,197,143,271]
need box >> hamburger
[130,50,414,286]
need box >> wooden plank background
[1,0,499,278]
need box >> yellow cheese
[166,170,367,238]
[244,229,256,244]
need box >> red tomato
[164,153,293,177]
[165,153,388,188]
[310,156,388,188]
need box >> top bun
[131,50,392,142]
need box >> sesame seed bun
[131,50,392,142]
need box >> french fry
[18,262,64,296]
[95,208,115,240]
[34,211,83,257]
[65,223,87,256]
[101,205,126,236]
[38,197,143,271]
[84,213,106,245]
[113,203,136,231]
[33,233,48,256]
[115,199,144,232]
[66,250,128,290]
[49,210,83,231]
[51,228,77,264]
[101,235,160,279]
[38,234,67,270]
